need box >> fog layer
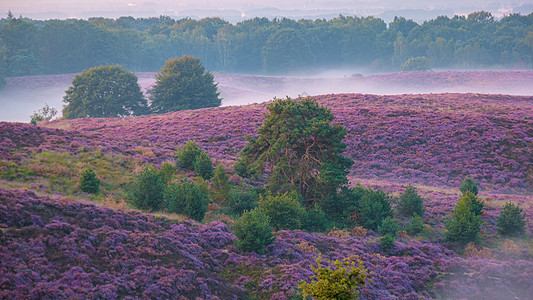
[2,71,532,123]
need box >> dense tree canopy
[1,11,533,77]
[261,28,315,74]
[236,97,353,206]
[149,55,221,113]
[62,65,148,119]
[0,66,5,89]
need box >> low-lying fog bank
[2,71,532,122]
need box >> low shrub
[302,204,329,232]
[462,191,484,216]
[212,164,231,202]
[175,140,203,170]
[406,213,425,235]
[397,184,425,217]
[227,185,260,216]
[233,208,274,254]
[445,193,481,244]
[257,191,306,230]
[130,166,165,211]
[358,189,393,231]
[29,103,58,124]
[323,186,366,229]
[497,202,526,236]
[460,176,479,196]
[380,234,395,253]
[193,151,213,179]
[79,168,100,194]
[298,254,371,299]
[158,161,176,183]
[164,179,209,221]
[327,227,351,239]
[378,217,399,238]
[175,140,213,179]
[350,226,368,237]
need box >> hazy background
[1,0,532,22]
[2,71,533,122]
[1,0,532,122]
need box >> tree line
[0,10,532,78]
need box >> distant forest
[0,10,532,77]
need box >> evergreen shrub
[80,168,100,194]
[164,179,209,221]
[130,166,165,211]
[497,202,526,236]
[233,208,274,254]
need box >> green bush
[302,204,330,232]
[380,234,395,253]
[227,185,260,216]
[445,193,481,244]
[323,186,366,229]
[497,202,526,236]
[212,164,232,202]
[164,179,209,221]
[398,184,425,217]
[462,191,484,216]
[233,208,275,254]
[298,254,371,300]
[193,151,213,179]
[130,166,165,211]
[358,189,393,231]
[406,213,425,235]
[175,140,213,179]
[158,161,176,183]
[460,176,479,196]
[175,140,203,170]
[378,217,399,238]
[79,168,100,194]
[258,191,306,230]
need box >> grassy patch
[1,150,144,203]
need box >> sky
[1,0,532,21]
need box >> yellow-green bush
[298,254,371,300]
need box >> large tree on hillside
[235,97,353,206]
[62,65,148,119]
[149,55,221,113]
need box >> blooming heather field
[1,81,533,298]
[1,188,532,299]
[34,93,532,193]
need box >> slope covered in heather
[1,90,532,299]
[37,92,533,193]
[2,187,532,299]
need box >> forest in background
[0,10,532,77]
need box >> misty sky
[1,0,532,20]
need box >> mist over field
[2,70,533,122]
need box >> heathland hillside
[1,90,532,299]
[33,92,532,193]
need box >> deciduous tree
[149,55,221,112]
[62,65,148,119]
